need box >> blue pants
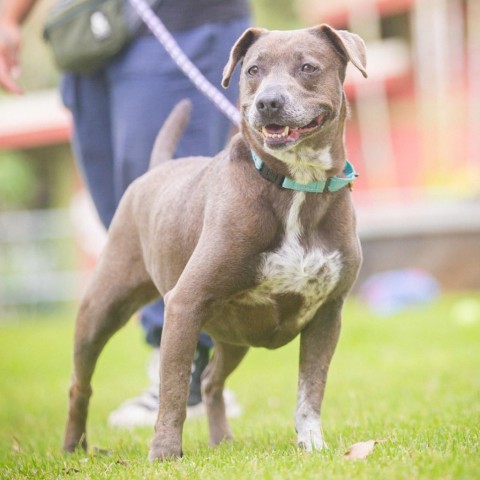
[61,17,249,348]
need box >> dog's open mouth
[260,115,326,148]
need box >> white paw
[297,427,324,452]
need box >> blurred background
[0,0,479,317]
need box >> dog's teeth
[262,126,290,139]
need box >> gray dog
[63,24,367,461]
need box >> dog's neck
[266,145,335,184]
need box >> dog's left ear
[314,24,368,78]
[222,28,266,88]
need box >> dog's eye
[301,64,317,73]
[247,65,259,77]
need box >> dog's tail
[149,99,192,169]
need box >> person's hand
[0,20,23,94]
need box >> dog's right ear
[222,28,266,88]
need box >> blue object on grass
[360,268,440,315]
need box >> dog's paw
[297,428,324,453]
[148,448,183,462]
[209,429,234,446]
[63,430,87,453]
[148,438,183,462]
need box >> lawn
[0,294,479,479]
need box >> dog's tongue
[265,124,287,134]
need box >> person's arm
[0,0,39,93]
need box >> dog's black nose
[256,91,286,115]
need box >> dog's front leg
[295,299,343,452]
[148,288,204,461]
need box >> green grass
[1,294,479,479]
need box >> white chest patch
[238,192,342,329]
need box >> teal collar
[251,150,358,193]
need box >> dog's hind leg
[63,235,159,453]
[201,341,249,446]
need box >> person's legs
[105,19,248,427]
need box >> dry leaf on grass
[343,439,386,460]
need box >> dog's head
[223,25,367,168]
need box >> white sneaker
[108,348,242,429]
[108,385,159,428]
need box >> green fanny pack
[43,0,159,74]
